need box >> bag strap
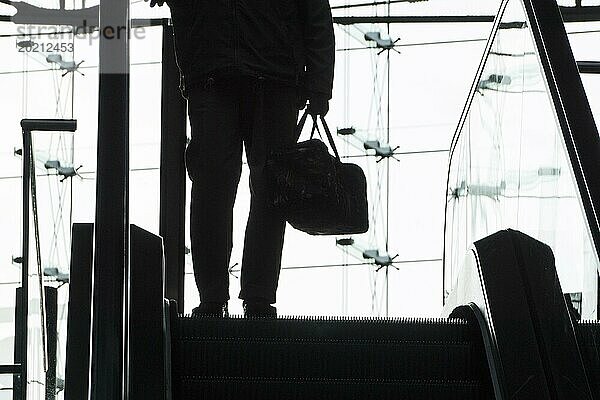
[295,110,341,162]
[319,115,341,161]
[310,117,320,140]
[295,109,310,140]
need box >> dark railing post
[45,286,58,400]
[90,0,130,398]
[17,129,31,400]
[160,19,187,308]
[64,224,94,400]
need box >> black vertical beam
[13,287,57,400]
[17,129,31,400]
[90,0,130,398]
[128,225,167,400]
[12,288,24,400]
[44,286,57,400]
[64,223,94,400]
[159,19,187,308]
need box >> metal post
[12,288,24,400]
[90,0,130,398]
[44,286,58,400]
[18,130,31,400]
[64,224,94,400]
[159,19,187,308]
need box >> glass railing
[444,0,600,319]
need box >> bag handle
[295,110,341,162]
[295,109,310,140]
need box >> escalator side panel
[475,230,554,398]
[445,230,594,399]
[444,232,545,399]
[129,225,168,400]
[447,229,592,399]
[505,230,592,399]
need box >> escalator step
[174,337,475,380]
[175,316,471,342]
[171,317,483,382]
[171,316,490,398]
[177,377,485,400]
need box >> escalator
[158,0,600,397]
[61,202,598,400]
[167,314,600,400]
[170,315,491,400]
[64,223,600,400]
[137,228,596,400]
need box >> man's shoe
[243,300,277,319]
[191,302,229,318]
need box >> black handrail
[21,119,77,133]
[0,364,21,375]
[19,128,30,400]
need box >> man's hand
[145,0,165,7]
[307,93,329,117]
[296,94,308,111]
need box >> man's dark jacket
[168,0,335,99]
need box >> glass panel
[28,130,75,400]
[0,177,21,369]
[0,375,16,400]
[444,0,600,318]
[567,22,600,62]
[130,25,162,233]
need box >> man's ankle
[244,297,271,305]
[192,301,229,317]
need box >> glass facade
[1,0,599,397]
[444,0,600,319]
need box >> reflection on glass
[444,0,599,319]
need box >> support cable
[385,0,391,317]
[28,138,49,373]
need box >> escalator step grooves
[174,339,474,379]
[176,316,471,342]
[177,377,484,400]
[171,317,481,383]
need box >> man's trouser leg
[239,81,299,304]
[186,79,243,303]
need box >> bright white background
[0,0,599,397]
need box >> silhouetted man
[147,0,335,317]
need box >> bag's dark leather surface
[266,113,369,235]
